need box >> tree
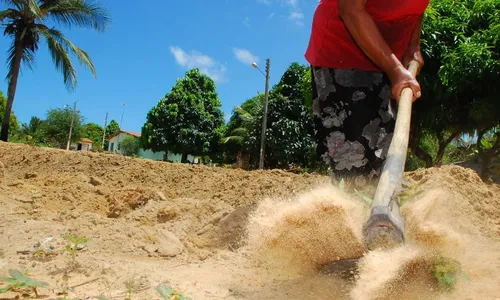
[19,116,48,145]
[0,0,110,141]
[272,62,308,102]
[44,106,84,148]
[409,0,500,168]
[81,122,104,149]
[141,68,225,162]
[120,135,140,157]
[103,119,120,150]
[222,94,263,156]
[246,94,316,169]
[0,91,20,137]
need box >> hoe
[322,60,421,274]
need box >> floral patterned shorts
[311,66,397,181]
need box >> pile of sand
[0,142,499,299]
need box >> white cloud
[233,48,259,66]
[286,0,298,8]
[288,11,304,26]
[169,46,227,83]
[258,0,304,26]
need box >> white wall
[80,143,92,151]
[108,133,197,163]
[108,132,134,155]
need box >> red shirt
[305,0,430,72]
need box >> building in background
[70,138,93,151]
[107,129,197,163]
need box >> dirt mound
[0,142,499,300]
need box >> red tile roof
[107,130,141,141]
[79,138,93,144]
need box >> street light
[252,59,270,170]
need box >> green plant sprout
[431,255,466,291]
[155,283,192,300]
[397,182,423,207]
[124,279,135,300]
[0,269,49,297]
[63,233,90,269]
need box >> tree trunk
[410,138,433,168]
[434,131,460,166]
[478,131,500,181]
[181,152,188,163]
[0,38,23,142]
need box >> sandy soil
[0,142,499,300]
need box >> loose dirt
[0,142,499,299]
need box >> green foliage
[81,123,104,149]
[156,283,192,300]
[411,0,500,167]
[103,119,120,150]
[17,116,49,145]
[0,91,20,136]
[0,0,110,141]
[44,106,84,148]
[141,69,225,161]
[0,269,48,297]
[246,93,316,169]
[63,233,89,269]
[120,135,140,157]
[222,62,317,170]
[300,68,313,115]
[431,256,463,291]
[271,62,308,102]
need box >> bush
[120,136,140,157]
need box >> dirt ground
[0,142,499,300]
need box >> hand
[387,65,421,103]
[402,46,424,74]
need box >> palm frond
[41,0,110,32]
[1,0,42,17]
[234,106,254,123]
[230,127,247,136]
[221,136,245,145]
[0,8,21,22]
[35,25,76,90]
[36,24,97,90]
[5,40,36,82]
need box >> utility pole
[117,104,125,154]
[66,101,77,151]
[102,112,108,150]
[259,58,270,170]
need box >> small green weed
[63,233,89,269]
[398,182,423,206]
[0,248,5,258]
[156,283,192,300]
[431,255,464,291]
[353,188,373,205]
[0,269,49,297]
[124,279,135,300]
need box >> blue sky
[0,0,318,133]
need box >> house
[70,138,93,151]
[107,129,197,163]
[107,130,141,154]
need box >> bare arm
[338,0,421,101]
[403,13,425,70]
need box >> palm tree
[0,0,110,141]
